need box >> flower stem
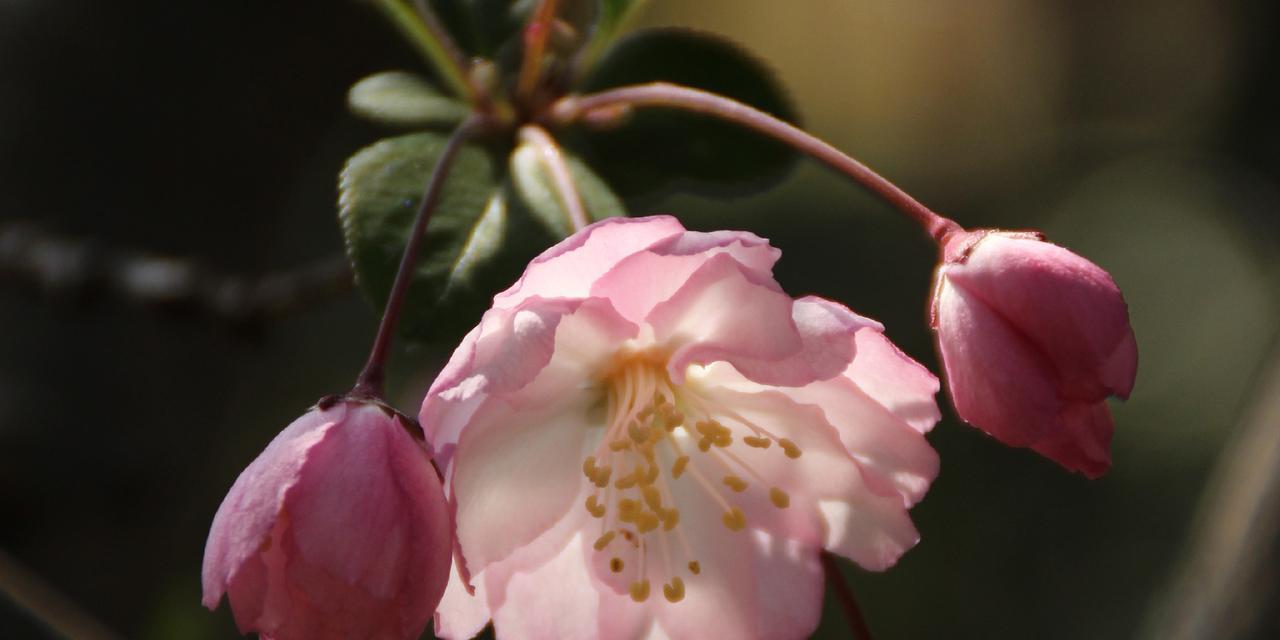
[351,116,482,400]
[551,83,962,244]
[518,125,590,232]
[372,0,474,101]
[821,551,874,640]
[515,0,562,104]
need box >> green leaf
[428,0,529,57]
[348,71,470,128]
[509,142,627,237]
[579,0,648,72]
[574,28,799,200]
[339,132,555,341]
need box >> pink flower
[421,216,941,640]
[202,399,453,640]
[931,229,1138,478]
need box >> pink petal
[589,229,780,323]
[945,233,1136,401]
[748,532,824,640]
[649,256,854,388]
[422,297,638,470]
[686,370,924,570]
[434,561,491,640]
[936,279,1062,446]
[1030,401,1115,479]
[493,216,685,310]
[449,394,594,576]
[490,534,647,640]
[202,405,342,609]
[843,322,942,434]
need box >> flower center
[581,357,801,604]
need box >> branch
[821,551,874,640]
[0,222,354,328]
[551,83,962,244]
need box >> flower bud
[931,230,1138,477]
[202,399,452,640]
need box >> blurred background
[1,1,1277,638]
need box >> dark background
[1,1,1278,638]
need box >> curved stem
[373,0,474,101]
[821,551,874,640]
[351,116,482,400]
[551,83,962,244]
[518,125,590,232]
[516,0,561,103]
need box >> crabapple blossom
[421,215,941,640]
[202,399,452,640]
[931,229,1138,478]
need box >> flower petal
[649,256,853,388]
[936,278,1062,446]
[494,216,685,310]
[945,233,1136,400]
[434,561,491,640]
[202,405,342,609]
[590,229,780,324]
[423,297,638,470]
[1030,401,1115,478]
[686,369,924,570]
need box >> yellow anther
[593,531,616,551]
[695,421,715,437]
[653,393,667,406]
[642,485,663,511]
[666,411,684,430]
[661,508,680,531]
[609,439,630,452]
[769,487,791,509]
[593,465,612,488]
[779,438,802,459]
[723,475,748,492]
[586,495,607,518]
[722,507,746,532]
[618,499,640,523]
[713,433,732,448]
[582,456,597,479]
[663,577,686,603]
[644,464,659,484]
[671,455,690,479]
[610,557,625,573]
[637,511,660,533]
[688,561,701,575]
[629,422,651,444]
[637,405,654,420]
[743,436,772,448]
[630,580,651,602]
[616,471,639,490]
[697,438,712,452]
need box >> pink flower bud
[931,230,1138,477]
[202,400,452,640]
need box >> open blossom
[931,229,1138,478]
[202,400,453,640]
[421,216,941,640]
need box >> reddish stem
[350,116,481,400]
[552,83,962,244]
[821,551,874,640]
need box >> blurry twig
[0,222,354,328]
[0,548,122,640]
[1142,334,1280,639]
